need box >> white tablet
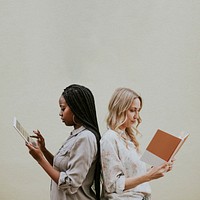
[13,117,36,145]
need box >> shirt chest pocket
[54,144,74,171]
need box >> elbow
[59,184,79,195]
[104,176,125,194]
[58,172,79,194]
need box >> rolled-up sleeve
[100,136,125,194]
[57,132,97,194]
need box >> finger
[159,163,168,169]
[159,163,169,173]
[167,160,174,168]
[167,165,172,172]
[26,142,38,150]
[165,162,173,172]
[33,130,44,140]
[169,158,175,163]
[26,142,33,150]
[33,129,41,135]
[30,135,39,139]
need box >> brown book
[140,129,189,166]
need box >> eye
[129,109,135,113]
[60,107,66,112]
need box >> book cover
[140,129,189,166]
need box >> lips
[61,118,65,122]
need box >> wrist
[41,147,48,153]
[143,173,151,182]
[37,155,46,165]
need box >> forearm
[42,148,54,165]
[125,174,150,190]
[38,157,60,184]
[26,143,59,183]
[124,164,168,190]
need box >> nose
[134,111,139,119]
[59,110,63,116]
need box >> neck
[74,124,82,129]
[119,126,126,132]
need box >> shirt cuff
[116,175,125,194]
[58,172,78,194]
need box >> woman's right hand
[146,163,170,181]
[30,130,46,153]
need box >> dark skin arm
[30,130,54,165]
[26,142,60,184]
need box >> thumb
[26,142,34,150]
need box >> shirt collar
[70,126,86,136]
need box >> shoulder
[100,130,121,154]
[101,129,119,143]
[77,128,97,144]
[70,128,97,154]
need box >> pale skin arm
[26,142,60,184]
[124,163,171,190]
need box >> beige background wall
[0,1,199,199]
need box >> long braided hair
[62,84,101,200]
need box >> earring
[73,115,78,125]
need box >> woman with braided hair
[100,87,174,200]
[26,84,101,200]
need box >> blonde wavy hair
[107,87,142,151]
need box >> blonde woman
[100,88,173,200]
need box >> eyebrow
[130,106,140,110]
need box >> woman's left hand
[167,157,176,172]
[26,142,44,163]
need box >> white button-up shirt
[50,126,97,200]
[100,129,151,199]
